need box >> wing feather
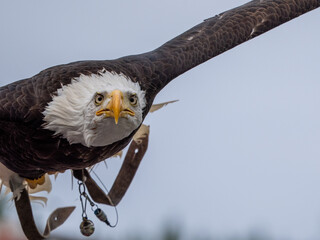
[149,100,178,113]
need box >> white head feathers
[42,70,146,147]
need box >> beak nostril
[95,90,135,122]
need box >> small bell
[80,217,95,237]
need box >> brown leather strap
[12,125,149,239]
[12,187,75,240]
[74,125,149,206]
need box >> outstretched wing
[0,0,318,125]
[0,61,106,125]
[113,0,319,98]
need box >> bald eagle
[0,0,319,238]
[0,0,318,179]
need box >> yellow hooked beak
[96,90,135,124]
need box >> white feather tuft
[0,163,25,200]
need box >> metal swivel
[94,208,111,226]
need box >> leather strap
[74,125,149,206]
[12,187,75,240]
[13,124,149,239]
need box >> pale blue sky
[0,1,320,239]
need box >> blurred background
[0,0,320,239]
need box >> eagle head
[42,70,146,147]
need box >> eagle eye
[95,93,104,105]
[129,94,138,106]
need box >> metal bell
[80,217,95,237]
